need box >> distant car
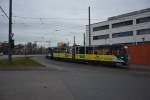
[0,52,3,56]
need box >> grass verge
[0,57,45,70]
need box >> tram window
[78,47,85,54]
[76,47,80,54]
[94,48,111,55]
[120,48,127,55]
[69,48,72,53]
[85,50,92,54]
[85,47,93,54]
[65,49,69,53]
[94,51,98,54]
[87,50,91,54]
[102,49,111,55]
[111,47,127,57]
[98,50,103,55]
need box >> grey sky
[0,0,150,46]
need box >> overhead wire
[13,15,99,21]
[0,5,8,19]
[0,7,96,31]
[11,15,98,29]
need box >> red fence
[128,44,150,65]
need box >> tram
[46,45,128,67]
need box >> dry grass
[0,57,45,70]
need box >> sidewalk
[129,64,150,72]
[128,64,150,77]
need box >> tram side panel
[49,46,128,66]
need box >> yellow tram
[47,45,128,66]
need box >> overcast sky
[0,0,150,46]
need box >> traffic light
[10,39,14,49]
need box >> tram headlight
[124,46,128,49]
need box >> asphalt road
[0,56,150,100]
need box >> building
[0,42,9,54]
[86,8,150,46]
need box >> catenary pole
[83,33,86,55]
[88,6,91,46]
[8,0,12,62]
[74,36,76,46]
[83,33,85,46]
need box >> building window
[137,28,150,35]
[112,31,133,38]
[93,34,109,40]
[136,16,150,24]
[112,20,133,28]
[93,25,109,32]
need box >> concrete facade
[86,8,150,46]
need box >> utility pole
[72,36,76,60]
[8,0,12,62]
[74,36,76,46]
[83,33,85,46]
[83,33,86,55]
[88,6,91,46]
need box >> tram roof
[49,44,126,49]
[78,44,125,48]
